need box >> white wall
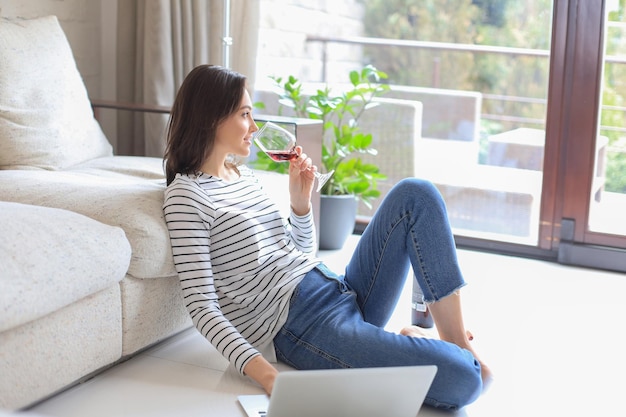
[1,0,366,94]
[0,0,365,151]
[0,0,104,98]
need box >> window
[256,0,626,271]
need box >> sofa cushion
[0,202,130,332]
[0,159,172,279]
[0,15,113,170]
[0,157,293,281]
[73,154,167,180]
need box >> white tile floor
[28,236,626,417]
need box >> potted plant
[255,65,389,249]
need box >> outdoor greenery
[602,1,626,193]
[359,0,551,132]
[358,0,626,193]
[254,65,389,208]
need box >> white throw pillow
[0,15,113,170]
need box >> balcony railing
[305,34,626,135]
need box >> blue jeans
[273,179,482,410]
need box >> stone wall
[255,0,365,90]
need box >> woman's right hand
[288,146,315,215]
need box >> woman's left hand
[288,146,315,215]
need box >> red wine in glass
[254,121,334,192]
[266,148,298,162]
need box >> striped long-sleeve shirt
[163,166,321,375]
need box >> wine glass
[253,121,334,192]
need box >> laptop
[238,365,437,417]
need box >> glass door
[358,0,555,247]
[590,0,626,239]
[542,0,626,271]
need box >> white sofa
[0,15,304,411]
[0,15,195,410]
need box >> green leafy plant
[264,65,390,208]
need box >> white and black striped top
[163,166,320,374]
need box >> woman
[163,64,491,410]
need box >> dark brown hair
[164,65,247,185]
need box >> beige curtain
[116,0,260,157]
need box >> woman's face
[214,90,258,158]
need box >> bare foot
[399,325,437,339]
[454,332,494,391]
[402,326,493,390]
[479,362,494,391]
[402,326,474,340]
